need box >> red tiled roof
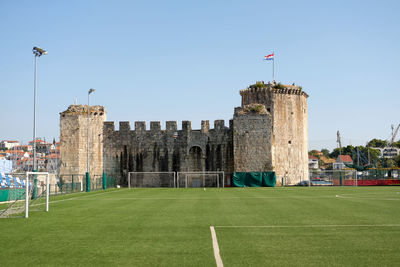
[309,155,318,160]
[338,155,353,163]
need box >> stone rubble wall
[103,120,234,185]
[233,108,273,172]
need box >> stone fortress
[59,82,309,185]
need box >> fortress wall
[271,89,308,185]
[60,82,309,186]
[233,109,273,172]
[103,120,233,185]
[59,105,106,179]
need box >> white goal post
[128,172,176,188]
[177,171,225,188]
[25,172,50,218]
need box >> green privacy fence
[0,188,25,202]
[232,172,276,187]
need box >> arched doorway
[188,146,204,171]
[187,146,205,188]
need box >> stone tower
[59,105,106,179]
[234,82,309,185]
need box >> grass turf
[1,186,400,266]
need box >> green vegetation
[367,138,388,148]
[251,81,267,88]
[313,139,400,169]
[1,187,400,266]
[247,104,264,113]
[273,82,285,89]
[321,148,330,157]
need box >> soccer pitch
[1,187,400,266]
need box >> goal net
[177,172,225,188]
[0,172,49,218]
[128,172,176,188]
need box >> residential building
[0,140,20,150]
[333,155,353,170]
[308,156,319,169]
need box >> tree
[392,140,400,148]
[309,150,321,159]
[366,139,387,148]
[321,148,330,157]
[394,155,400,168]
[329,145,355,158]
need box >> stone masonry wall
[59,105,106,180]
[271,89,309,185]
[60,82,309,186]
[238,84,309,184]
[103,120,233,185]
[233,107,273,172]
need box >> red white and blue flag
[264,53,274,60]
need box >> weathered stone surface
[60,82,308,186]
[233,109,272,172]
[238,84,309,185]
[102,120,233,185]
[59,105,106,180]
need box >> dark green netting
[0,189,25,202]
[232,172,276,187]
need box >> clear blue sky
[1,0,399,151]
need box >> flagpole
[272,50,275,81]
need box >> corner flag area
[1,187,400,266]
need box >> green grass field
[1,186,400,266]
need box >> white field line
[29,189,125,207]
[49,190,124,204]
[102,196,338,200]
[336,194,400,201]
[210,226,224,267]
[214,224,400,228]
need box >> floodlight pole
[32,46,47,172]
[86,88,95,192]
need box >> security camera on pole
[86,88,95,192]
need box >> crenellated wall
[103,120,233,185]
[60,81,309,186]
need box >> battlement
[103,120,230,134]
[61,81,309,185]
[240,83,306,96]
[271,87,308,98]
[240,82,308,107]
[60,105,106,116]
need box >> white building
[308,156,319,169]
[0,140,20,150]
[333,155,353,170]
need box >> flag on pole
[264,53,274,60]
[264,51,275,81]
